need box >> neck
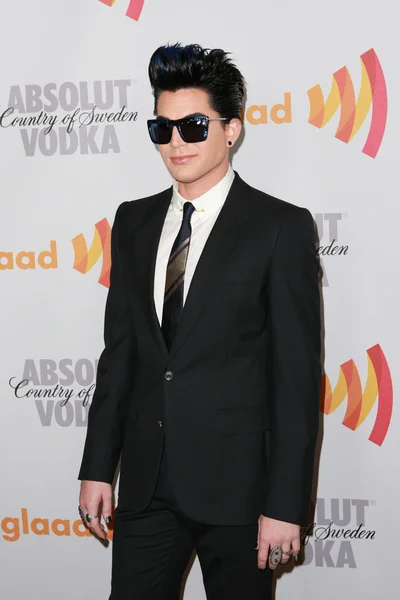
[177,158,230,200]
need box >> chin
[168,165,204,184]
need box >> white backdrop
[1,1,398,598]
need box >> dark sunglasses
[147,115,229,145]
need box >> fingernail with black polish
[106,516,112,524]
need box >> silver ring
[283,550,294,557]
[269,545,282,565]
[86,513,98,523]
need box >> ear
[225,118,242,148]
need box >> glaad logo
[321,344,393,446]
[9,359,99,427]
[246,49,387,158]
[0,507,116,542]
[0,80,138,157]
[72,218,111,288]
[0,241,58,270]
[99,0,145,20]
[314,212,348,287]
[302,498,375,568]
[308,48,388,158]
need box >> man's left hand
[257,515,300,570]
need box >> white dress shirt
[154,164,235,325]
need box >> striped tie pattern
[161,201,196,350]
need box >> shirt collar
[171,164,235,214]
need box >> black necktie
[161,201,196,350]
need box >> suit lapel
[132,173,250,361]
[133,188,172,358]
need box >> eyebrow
[156,112,205,120]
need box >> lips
[170,155,196,164]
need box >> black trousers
[110,439,273,600]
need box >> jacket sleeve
[263,207,321,526]
[78,202,136,484]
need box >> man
[78,43,321,600]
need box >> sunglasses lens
[180,118,208,143]
[149,121,172,144]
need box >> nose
[170,124,187,148]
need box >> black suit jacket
[78,172,321,526]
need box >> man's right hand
[79,480,113,541]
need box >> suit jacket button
[164,370,173,381]
[158,420,163,427]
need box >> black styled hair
[148,43,245,120]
